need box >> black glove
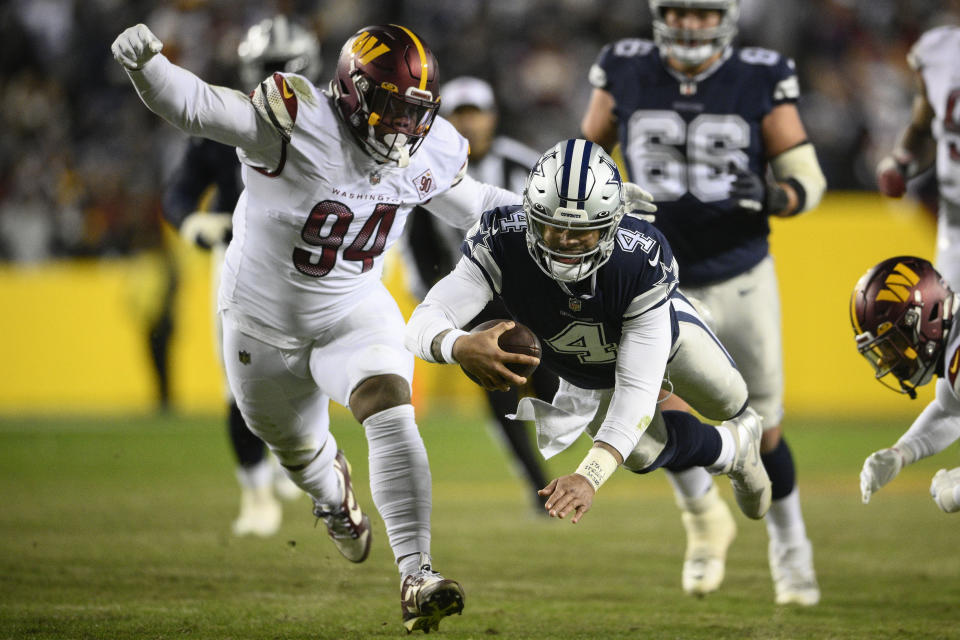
[728,161,789,215]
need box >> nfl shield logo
[369,171,381,185]
[569,298,581,311]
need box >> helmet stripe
[850,291,862,335]
[559,139,577,207]
[393,25,429,91]
[577,140,594,209]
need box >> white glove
[180,212,233,249]
[930,468,960,513]
[622,182,658,219]
[111,24,163,70]
[860,447,907,504]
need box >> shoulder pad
[737,47,799,102]
[250,73,299,142]
[737,47,784,67]
[909,26,960,71]
[608,38,657,60]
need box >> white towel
[508,380,612,459]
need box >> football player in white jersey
[163,15,319,540]
[852,256,960,515]
[580,0,826,605]
[112,22,522,634]
[876,26,960,290]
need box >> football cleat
[232,485,282,537]
[677,485,737,596]
[721,408,772,520]
[400,554,465,634]
[769,539,820,606]
[312,450,371,563]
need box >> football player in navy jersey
[406,139,772,536]
[162,16,317,539]
[580,0,826,605]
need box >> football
[461,319,541,384]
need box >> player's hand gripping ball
[461,319,541,384]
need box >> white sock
[364,404,432,567]
[665,466,714,500]
[284,435,340,507]
[765,488,808,546]
[707,426,736,474]
[236,458,273,490]
[398,552,430,578]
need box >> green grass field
[1,409,958,639]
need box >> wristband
[574,446,619,491]
[440,329,468,364]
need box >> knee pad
[273,442,327,470]
[622,411,669,473]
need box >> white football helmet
[238,15,321,88]
[523,139,625,283]
[649,0,739,67]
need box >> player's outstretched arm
[860,447,910,504]
[111,24,276,154]
[111,24,162,70]
[930,468,960,513]
[540,443,622,523]
[422,174,521,231]
[405,257,491,362]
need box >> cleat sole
[402,584,465,634]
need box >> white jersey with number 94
[219,72,471,346]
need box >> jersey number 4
[625,111,750,203]
[293,201,397,277]
[546,321,618,364]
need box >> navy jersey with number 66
[591,39,799,285]
[461,205,679,389]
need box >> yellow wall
[0,192,937,417]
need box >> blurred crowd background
[0,0,955,263]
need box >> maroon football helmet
[331,24,440,166]
[850,256,955,398]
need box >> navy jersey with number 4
[461,205,679,390]
[591,39,799,285]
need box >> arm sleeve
[593,301,672,460]
[126,54,280,157]
[894,377,960,462]
[404,257,493,362]
[420,174,522,231]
